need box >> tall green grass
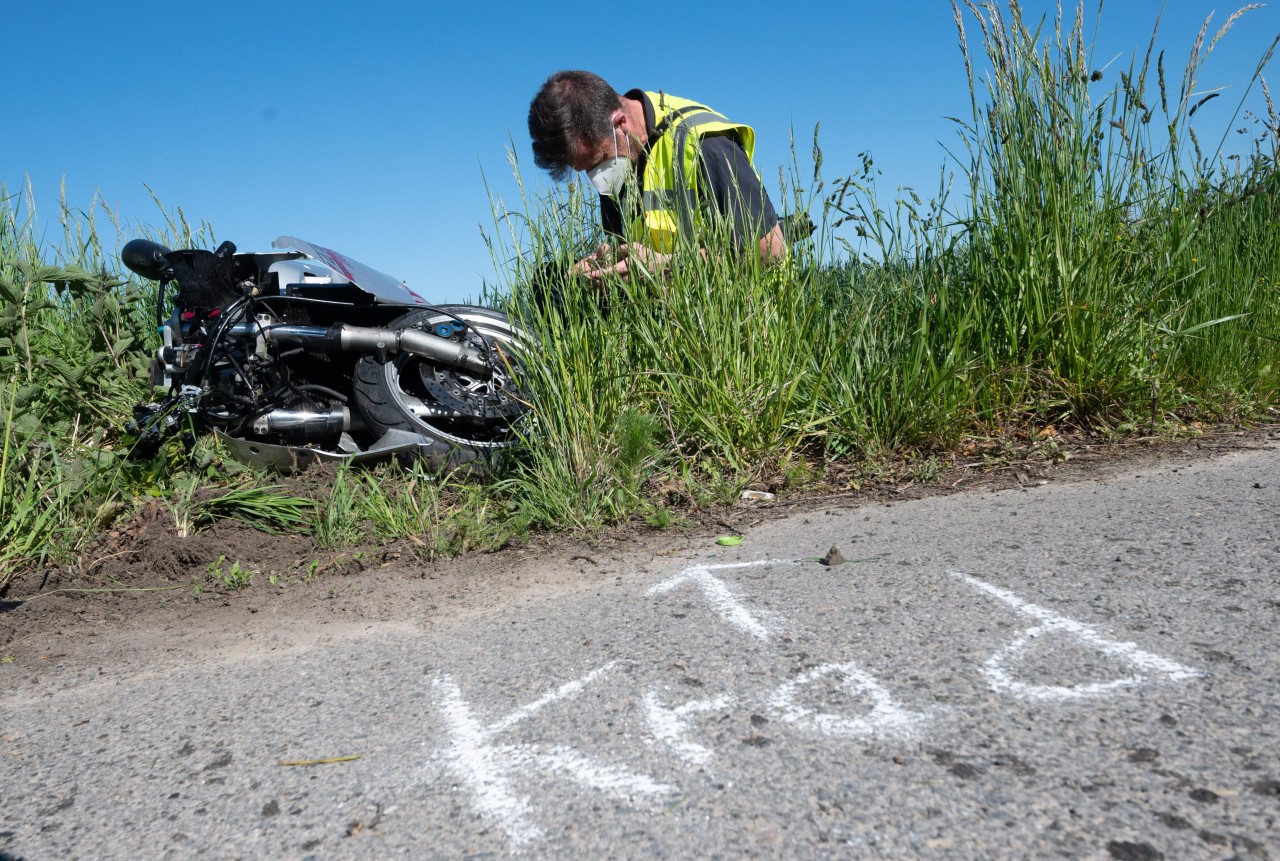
[489,0,1280,529]
[0,185,220,587]
[949,0,1280,424]
[1,1,1277,588]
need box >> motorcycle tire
[351,305,532,473]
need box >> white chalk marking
[431,674,542,846]
[647,560,786,641]
[491,663,616,733]
[521,746,674,796]
[766,662,931,739]
[430,666,674,848]
[643,689,734,766]
[950,571,1201,700]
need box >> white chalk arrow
[647,560,786,641]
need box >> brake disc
[417,345,524,421]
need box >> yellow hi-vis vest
[632,91,758,253]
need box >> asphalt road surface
[3,441,1279,859]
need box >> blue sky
[7,1,1277,303]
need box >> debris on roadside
[276,755,361,766]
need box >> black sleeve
[695,134,780,246]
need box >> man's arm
[697,134,786,265]
[575,134,786,281]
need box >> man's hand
[574,242,672,282]
[759,223,787,264]
[573,226,785,284]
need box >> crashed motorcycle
[121,235,530,470]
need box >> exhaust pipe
[251,406,352,436]
[230,322,492,373]
[333,324,492,374]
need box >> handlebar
[122,238,239,282]
[121,239,175,282]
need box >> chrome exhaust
[229,322,491,373]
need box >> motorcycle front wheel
[351,305,532,472]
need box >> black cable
[297,383,349,404]
[200,295,252,387]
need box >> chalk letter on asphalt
[950,571,1201,700]
[429,666,674,847]
[766,662,931,739]
[643,689,735,767]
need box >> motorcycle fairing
[272,235,429,306]
[215,428,436,471]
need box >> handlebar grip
[121,238,175,281]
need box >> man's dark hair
[528,70,620,181]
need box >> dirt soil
[3,425,1277,694]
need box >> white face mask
[585,131,629,197]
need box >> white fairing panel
[272,235,428,305]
